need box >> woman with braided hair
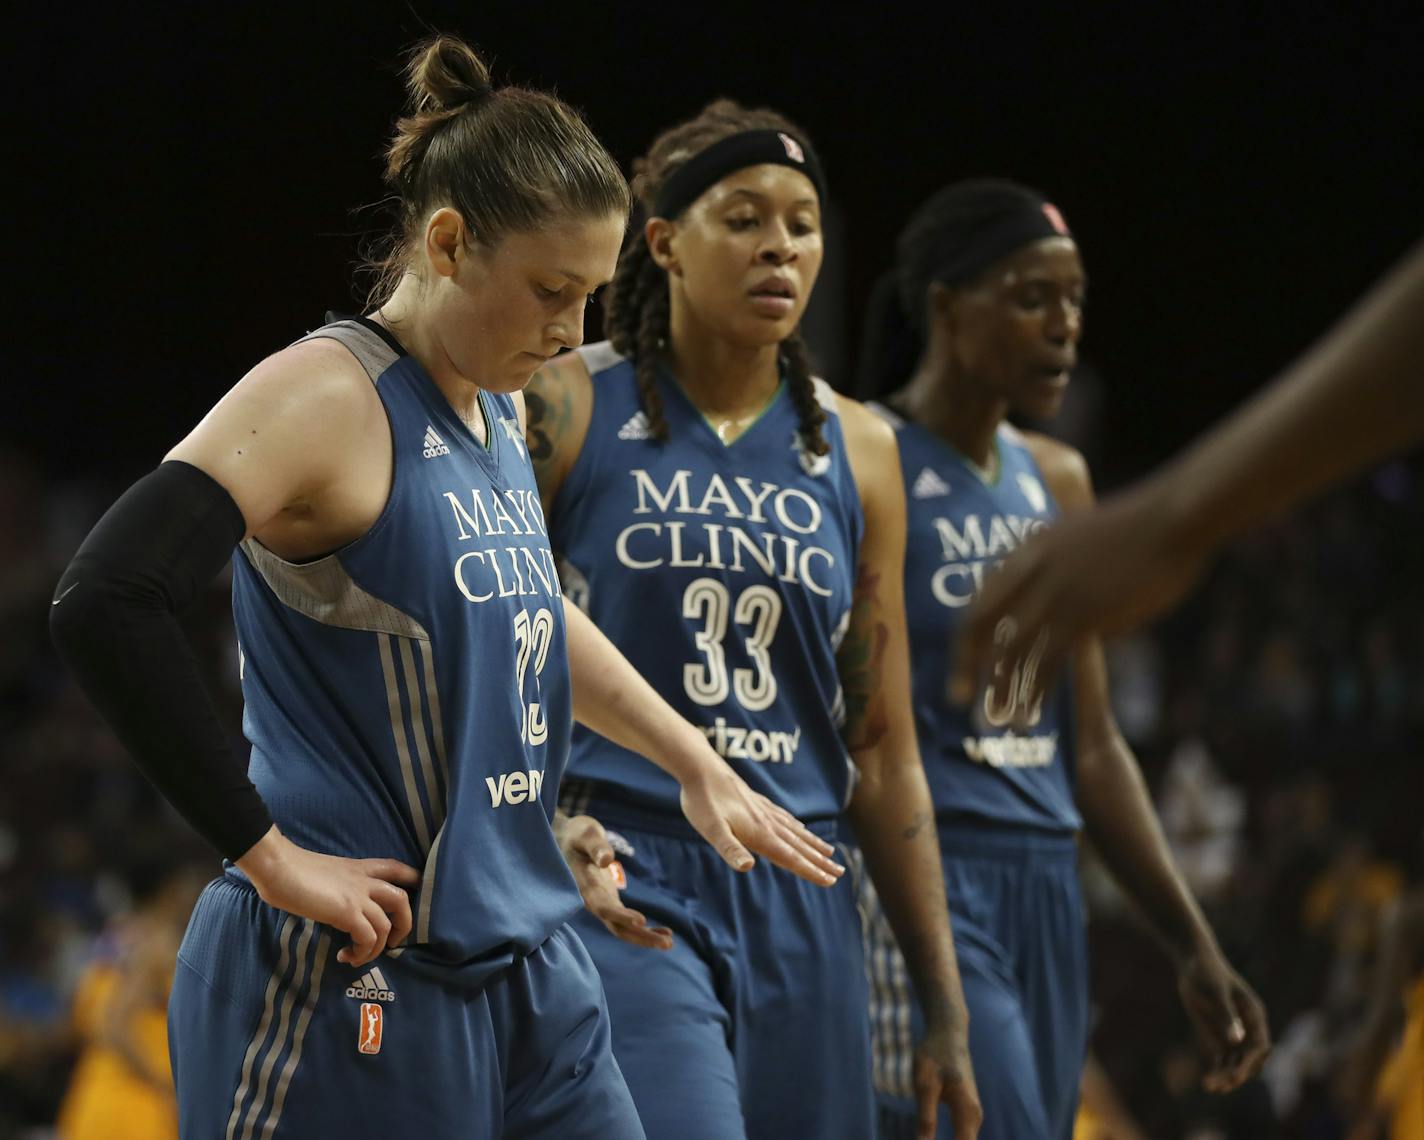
[526,100,981,1140]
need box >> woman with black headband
[525,101,982,1140]
[856,179,1270,1140]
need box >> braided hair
[603,100,828,457]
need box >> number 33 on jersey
[550,344,866,821]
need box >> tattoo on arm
[525,386,554,464]
[901,809,932,841]
[838,564,890,753]
[524,369,575,495]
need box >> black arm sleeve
[50,460,273,861]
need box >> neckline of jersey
[343,311,499,460]
[660,367,788,451]
[934,426,1003,487]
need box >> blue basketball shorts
[560,788,874,1140]
[863,827,1089,1140]
[169,875,643,1139]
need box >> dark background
[8,2,1423,486]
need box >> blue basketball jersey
[871,406,1080,835]
[230,317,579,989]
[552,344,864,823]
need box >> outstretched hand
[951,483,1210,713]
[678,761,845,886]
[554,811,673,951]
[237,827,421,967]
[1178,950,1272,1092]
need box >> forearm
[50,463,272,861]
[849,752,965,1028]
[1154,239,1424,552]
[562,598,713,785]
[1078,740,1218,963]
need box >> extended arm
[563,599,842,886]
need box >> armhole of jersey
[262,319,405,564]
[1004,425,1066,517]
[863,400,905,430]
[551,343,624,523]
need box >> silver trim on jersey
[238,920,316,1140]
[239,540,432,642]
[416,824,446,945]
[378,634,434,853]
[576,340,626,375]
[298,320,400,384]
[417,639,450,789]
[258,928,331,1139]
[398,637,445,827]
[226,916,297,1140]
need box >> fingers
[764,802,837,857]
[1194,978,1269,1092]
[1216,987,1270,1090]
[369,879,414,950]
[580,874,673,950]
[602,904,674,951]
[951,551,1035,704]
[947,1086,983,1140]
[772,817,845,881]
[567,817,617,868]
[337,909,379,967]
[912,1062,943,1140]
[744,816,844,886]
[359,858,423,887]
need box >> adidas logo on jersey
[423,425,451,459]
[498,416,527,458]
[346,966,396,1002]
[912,467,951,499]
[618,411,652,441]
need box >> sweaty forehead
[698,164,820,210]
[995,237,1084,285]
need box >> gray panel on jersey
[297,319,400,384]
[240,540,430,642]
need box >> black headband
[654,129,827,219]
[930,199,1071,289]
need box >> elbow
[49,565,93,660]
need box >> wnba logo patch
[357,1002,383,1055]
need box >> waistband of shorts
[935,818,1079,863]
[560,779,843,845]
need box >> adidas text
[346,966,396,1002]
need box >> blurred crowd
[1,433,1421,1138]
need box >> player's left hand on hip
[677,762,845,886]
[912,1024,981,1140]
[1178,949,1272,1092]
